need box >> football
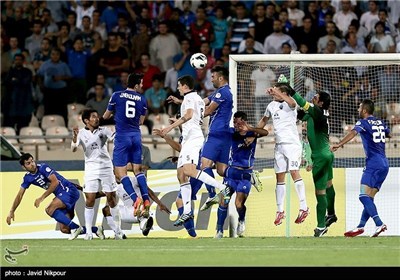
[190,53,208,69]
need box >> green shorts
[311,151,334,190]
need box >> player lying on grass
[99,175,171,239]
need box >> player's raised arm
[71,127,80,152]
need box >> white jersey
[265,101,301,145]
[180,90,205,143]
[72,126,114,177]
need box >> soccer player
[101,176,171,238]
[103,73,151,218]
[159,75,227,226]
[168,66,234,210]
[153,120,202,238]
[331,99,390,237]
[274,78,337,237]
[71,108,123,240]
[256,75,309,226]
[6,153,85,240]
[214,111,269,238]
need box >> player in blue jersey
[198,66,234,209]
[331,99,391,237]
[5,153,98,240]
[103,73,151,218]
[214,111,269,238]
[167,66,234,209]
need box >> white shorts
[118,205,139,224]
[274,143,302,173]
[84,175,117,193]
[177,138,203,168]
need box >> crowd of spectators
[1,0,399,136]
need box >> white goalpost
[228,53,400,237]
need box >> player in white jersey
[160,75,227,226]
[101,176,171,238]
[256,75,309,226]
[71,109,123,240]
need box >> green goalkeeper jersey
[292,93,331,155]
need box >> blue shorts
[225,178,251,195]
[55,183,80,211]
[361,165,389,190]
[201,133,232,165]
[113,133,142,166]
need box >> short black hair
[177,75,195,89]
[361,99,374,114]
[19,153,33,166]
[234,111,247,121]
[318,90,331,110]
[81,108,98,124]
[211,65,229,81]
[275,83,292,95]
[127,73,144,88]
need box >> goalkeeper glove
[276,75,295,96]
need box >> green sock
[326,185,336,216]
[316,194,327,228]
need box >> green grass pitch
[2,237,399,267]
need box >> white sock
[180,182,192,215]
[133,184,141,198]
[197,171,224,191]
[294,179,308,210]
[85,206,94,234]
[106,216,118,232]
[275,183,286,213]
[110,206,122,233]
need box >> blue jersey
[207,84,233,135]
[353,116,390,168]
[21,163,75,197]
[229,131,257,169]
[107,89,147,135]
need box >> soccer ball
[190,53,207,69]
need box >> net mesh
[229,55,400,236]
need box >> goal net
[228,53,400,237]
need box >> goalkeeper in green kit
[272,75,337,237]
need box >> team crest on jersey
[215,92,221,98]
[45,167,51,172]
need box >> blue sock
[359,195,383,226]
[203,167,216,198]
[136,173,150,201]
[236,205,246,222]
[217,205,228,232]
[51,209,79,229]
[121,176,137,201]
[190,177,203,192]
[357,209,370,228]
[178,206,196,237]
